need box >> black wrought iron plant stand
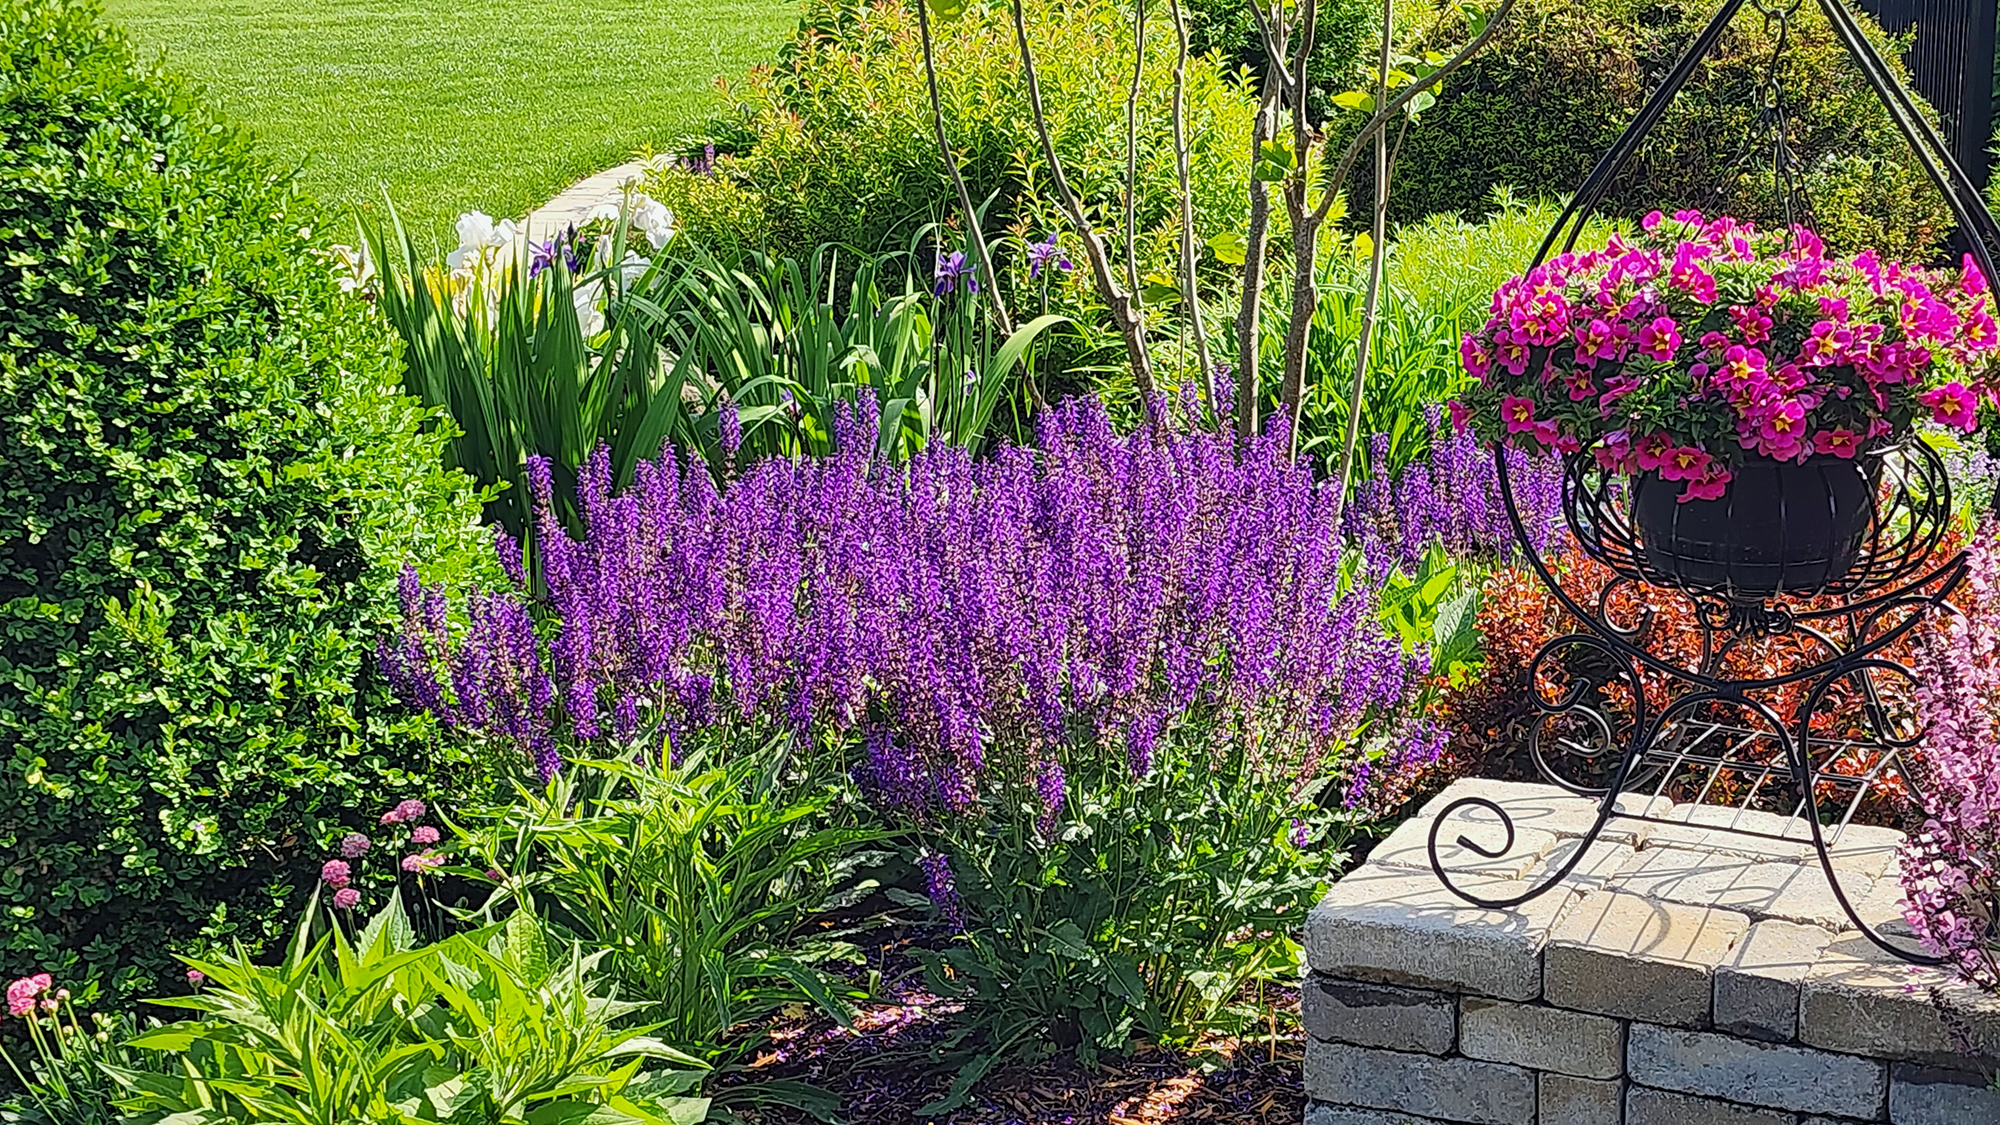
[1426,0,2000,963]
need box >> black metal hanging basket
[1425,0,1998,964]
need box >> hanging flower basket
[1452,209,1999,596]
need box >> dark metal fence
[1853,0,1997,192]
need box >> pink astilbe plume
[1901,521,2000,990]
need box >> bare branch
[1169,0,1218,420]
[1235,81,1279,440]
[915,0,1017,338]
[1327,0,1395,512]
[1006,0,1158,415]
[1123,0,1146,298]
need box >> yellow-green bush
[651,0,1257,279]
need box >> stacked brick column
[1302,779,2000,1125]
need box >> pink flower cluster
[6,974,65,1018]
[315,800,448,913]
[1454,211,1998,501]
[1901,523,2000,991]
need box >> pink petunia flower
[1679,466,1733,503]
[1634,316,1681,362]
[1658,446,1712,483]
[1634,432,1675,472]
[1921,382,1979,432]
[1812,429,1862,459]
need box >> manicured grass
[103,0,797,243]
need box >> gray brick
[1306,865,1579,1000]
[1459,997,1623,1079]
[1624,1087,1791,1125]
[1418,777,1671,847]
[1609,846,1863,930]
[1303,1038,1536,1125]
[1367,812,1565,880]
[1302,1103,1453,1125]
[1538,1073,1622,1125]
[1545,889,1750,1025]
[1800,929,2000,1069]
[1713,918,1834,1041]
[1889,1063,2000,1125]
[1626,1024,1886,1118]
[1301,977,1454,1054]
[1637,806,1902,875]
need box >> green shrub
[0,0,496,1000]
[1365,0,1948,258]
[653,0,1256,279]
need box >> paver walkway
[522,159,650,238]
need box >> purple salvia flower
[920,851,966,931]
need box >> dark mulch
[724,934,1306,1125]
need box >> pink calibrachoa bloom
[1811,428,1862,459]
[1634,432,1675,472]
[320,859,351,888]
[1460,334,1491,382]
[1658,446,1712,482]
[409,825,441,845]
[1447,400,1472,433]
[1728,304,1773,344]
[1678,466,1733,503]
[1801,320,1853,366]
[1453,210,1996,485]
[1634,316,1681,361]
[1922,381,1979,432]
[333,887,362,910]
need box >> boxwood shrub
[0,0,496,998]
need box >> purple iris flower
[934,249,976,296]
[1027,234,1073,279]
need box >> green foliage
[911,737,1351,1109]
[1368,0,1949,259]
[457,746,882,1073]
[361,210,693,560]
[658,0,1255,284]
[0,0,496,999]
[1260,191,1619,480]
[1183,0,1375,118]
[660,234,1070,463]
[109,895,710,1125]
[363,213,1069,560]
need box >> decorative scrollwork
[1437,1,1984,964]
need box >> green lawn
[104,0,797,243]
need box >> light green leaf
[1207,230,1248,265]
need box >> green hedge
[1366,0,1949,259]
[0,0,495,998]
